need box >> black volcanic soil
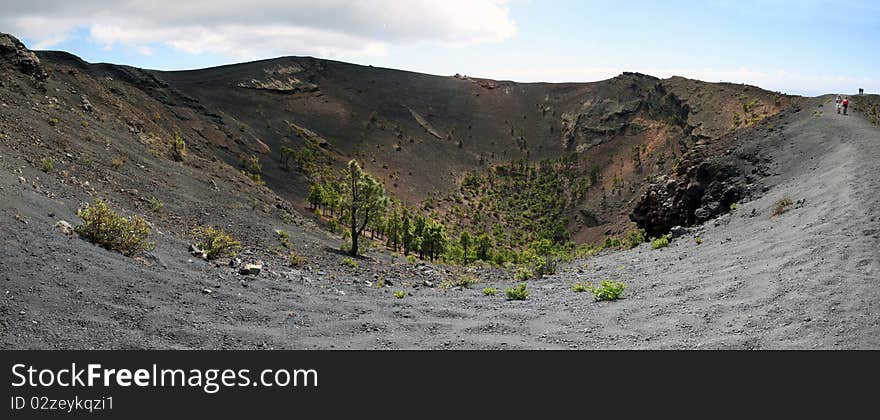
[3,92,879,349]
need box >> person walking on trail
[842,96,850,115]
[836,95,843,114]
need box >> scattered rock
[669,226,688,239]
[81,95,93,112]
[239,263,262,276]
[54,220,74,235]
[229,257,242,268]
[189,244,208,260]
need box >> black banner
[2,351,876,418]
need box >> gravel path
[2,98,879,349]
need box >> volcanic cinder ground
[2,95,878,349]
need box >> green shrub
[772,197,793,216]
[622,227,647,249]
[694,236,703,245]
[276,229,291,248]
[588,280,626,301]
[571,282,589,293]
[75,199,155,256]
[534,256,560,277]
[239,155,265,185]
[603,227,646,250]
[288,251,304,267]
[246,172,266,186]
[148,197,163,212]
[651,236,669,249]
[514,266,534,281]
[483,287,498,296]
[456,275,479,288]
[41,157,54,172]
[341,257,359,268]
[505,283,529,301]
[327,219,340,234]
[393,290,406,299]
[193,226,241,260]
[406,255,418,264]
[170,133,186,162]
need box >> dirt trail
[2,98,879,350]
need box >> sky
[2,0,877,96]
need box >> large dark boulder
[630,147,747,237]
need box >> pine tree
[386,210,401,252]
[341,160,387,256]
[460,231,471,266]
[476,233,493,261]
[413,215,427,259]
[307,183,324,210]
[401,208,413,256]
[423,221,447,262]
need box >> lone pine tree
[341,160,387,256]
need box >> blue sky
[4,0,877,96]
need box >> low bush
[571,282,589,293]
[588,280,626,301]
[276,229,291,248]
[148,197,163,212]
[514,266,534,281]
[441,275,479,289]
[603,227,646,250]
[456,275,479,288]
[327,219,340,234]
[505,283,529,301]
[193,226,241,260]
[393,290,405,299]
[341,257,358,268]
[111,157,126,170]
[170,133,187,162]
[772,197,793,216]
[483,287,498,296]
[41,157,54,172]
[288,251,305,267]
[651,236,670,249]
[75,199,154,256]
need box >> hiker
[836,95,842,114]
[842,96,849,115]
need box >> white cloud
[1,0,516,59]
